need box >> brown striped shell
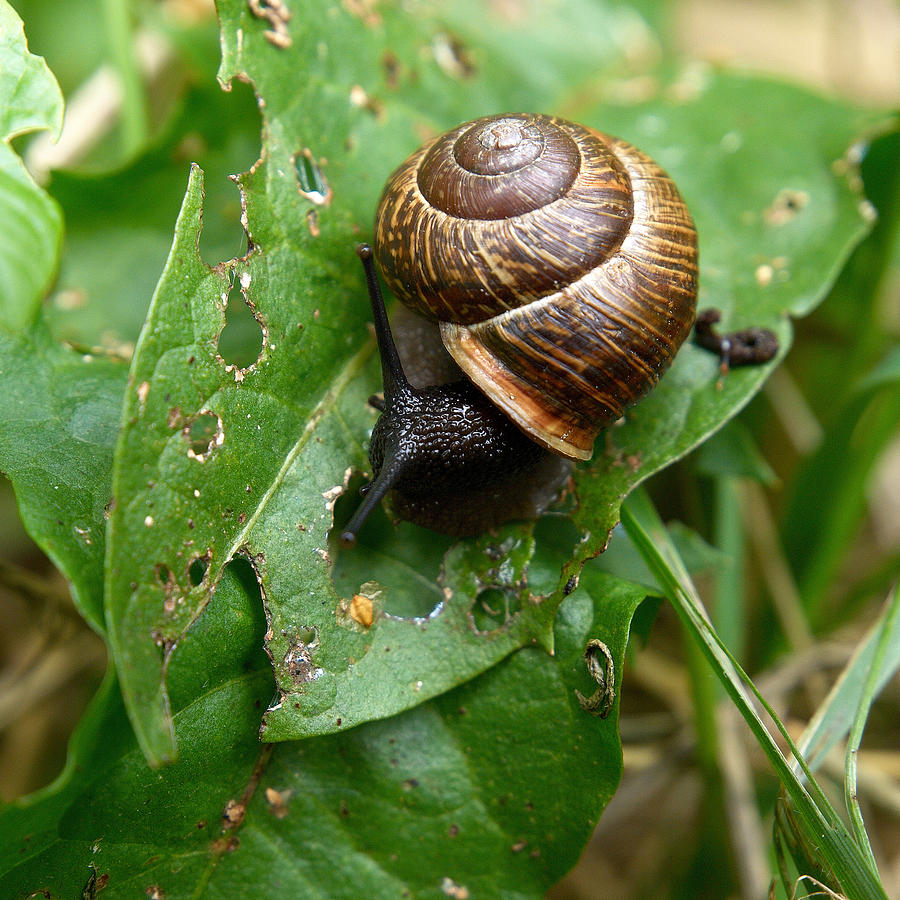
[372,113,698,461]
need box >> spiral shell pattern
[373,113,698,460]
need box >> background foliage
[0,1,898,898]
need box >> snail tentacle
[356,243,411,404]
[340,248,411,548]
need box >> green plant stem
[102,0,146,156]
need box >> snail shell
[373,113,699,460]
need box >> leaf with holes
[2,553,646,898]
[105,0,886,764]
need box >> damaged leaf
[0,555,646,898]
[104,0,884,764]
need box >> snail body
[340,113,699,545]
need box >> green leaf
[103,0,645,763]
[0,0,63,333]
[695,419,778,484]
[103,0,885,764]
[0,324,126,630]
[0,3,123,631]
[104,164,232,762]
[2,552,646,898]
[569,71,883,554]
[0,1,62,140]
[842,587,898,871]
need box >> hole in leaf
[470,586,521,632]
[218,280,264,369]
[381,50,401,88]
[329,474,451,620]
[192,78,262,267]
[295,626,316,645]
[184,411,223,460]
[229,553,264,605]
[156,561,181,617]
[188,555,209,587]
[283,626,324,685]
[432,31,476,79]
[293,149,331,205]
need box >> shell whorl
[372,113,698,460]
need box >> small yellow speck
[350,594,374,628]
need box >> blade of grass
[844,587,898,873]
[621,487,887,899]
[797,585,900,772]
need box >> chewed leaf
[0,554,647,898]
[105,0,882,765]
[105,166,230,762]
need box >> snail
[339,113,756,546]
